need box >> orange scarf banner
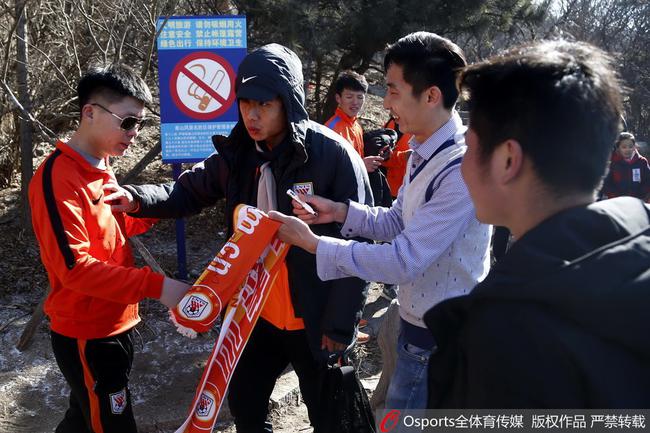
[171,205,289,433]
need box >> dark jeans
[228,318,322,433]
[51,329,137,433]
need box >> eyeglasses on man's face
[90,103,147,131]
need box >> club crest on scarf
[181,293,211,319]
[196,391,216,419]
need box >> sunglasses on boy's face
[90,103,147,131]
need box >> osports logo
[380,409,401,432]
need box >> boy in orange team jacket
[29,64,190,433]
[326,71,385,176]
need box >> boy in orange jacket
[326,71,384,175]
[29,64,190,433]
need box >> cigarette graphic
[187,64,226,111]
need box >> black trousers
[50,329,137,433]
[228,318,322,433]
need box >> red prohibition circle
[170,51,236,120]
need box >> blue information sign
[157,16,247,163]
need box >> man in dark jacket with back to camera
[104,44,372,432]
[424,40,650,408]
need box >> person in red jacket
[382,117,412,198]
[602,132,650,202]
[29,64,190,433]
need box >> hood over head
[225,44,309,153]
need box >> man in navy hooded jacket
[105,44,372,432]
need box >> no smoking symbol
[170,52,236,120]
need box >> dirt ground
[0,283,388,433]
[0,91,390,433]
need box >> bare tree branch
[1,1,23,80]
[0,79,56,140]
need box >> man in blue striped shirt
[270,32,491,410]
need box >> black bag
[363,128,398,160]
[316,359,376,433]
[363,128,397,208]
